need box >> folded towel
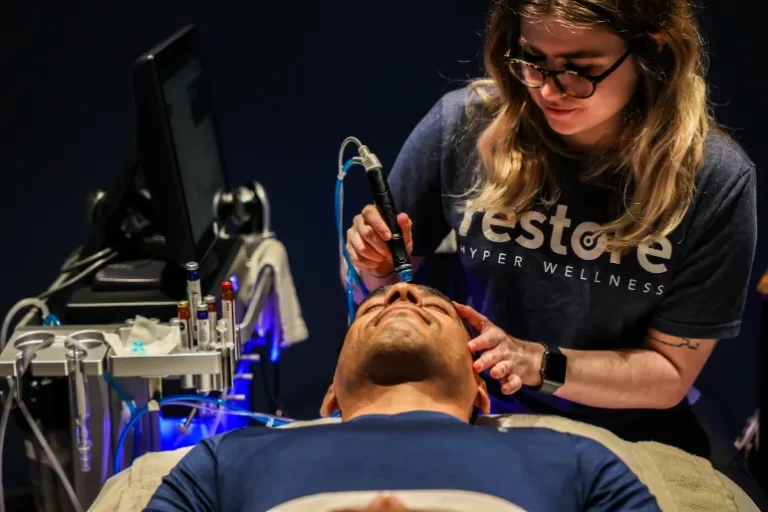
[241,238,308,347]
[639,441,738,512]
[105,316,180,357]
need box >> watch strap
[536,343,566,395]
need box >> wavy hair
[465,0,712,250]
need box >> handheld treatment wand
[358,145,413,282]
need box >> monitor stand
[59,145,242,325]
[65,237,240,324]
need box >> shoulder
[564,433,639,482]
[391,84,495,190]
[436,84,496,138]
[208,425,288,452]
[686,130,756,226]
[494,429,630,469]
[490,426,589,457]
[697,130,755,199]
[702,130,753,170]
[505,428,622,457]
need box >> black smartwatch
[536,344,567,395]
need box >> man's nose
[384,283,422,306]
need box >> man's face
[334,283,476,400]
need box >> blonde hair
[465,0,712,251]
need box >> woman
[345,0,757,487]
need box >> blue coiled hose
[113,395,292,475]
[103,371,141,460]
[336,159,370,323]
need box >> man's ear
[319,384,339,418]
[473,378,491,415]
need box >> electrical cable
[335,155,371,323]
[0,344,43,512]
[113,394,292,475]
[61,247,115,273]
[0,341,84,512]
[166,400,265,442]
[0,298,50,351]
[1,247,116,352]
[18,401,84,512]
[9,246,92,334]
[0,379,17,512]
[337,136,363,178]
[337,139,369,293]
[166,401,263,420]
[38,251,118,300]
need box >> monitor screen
[162,58,226,245]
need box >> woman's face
[518,16,639,149]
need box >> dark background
[6,0,764,495]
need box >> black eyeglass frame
[503,49,632,99]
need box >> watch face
[545,351,568,384]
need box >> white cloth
[242,238,308,346]
[105,316,180,356]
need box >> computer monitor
[133,24,228,268]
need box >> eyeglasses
[503,50,631,99]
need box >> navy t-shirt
[145,412,660,512]
[388,88,757,434]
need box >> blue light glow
[154,301,286,451]
[270,335,280,363]
[158,405,249,451]
[229,275,239,293]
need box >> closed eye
[424,303,450,314]
[361,303,385,315]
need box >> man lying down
[146,283,661,512]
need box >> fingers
[490,360,514,380]
[361,204,392,241]
[346,206,416,276]
[353,214,390,259]
[467,328,505,353]
[475,347,525,394]
[473,346,509,373]
[346,211,391,268]
[453,302,491,332]
[501,374,523,395]
[397,213,414,256]
[346,233,382,271]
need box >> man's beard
[358,322,440,387]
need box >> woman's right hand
[346,204,413,277]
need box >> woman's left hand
[453,302,544,395]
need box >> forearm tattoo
[649,335,700,350]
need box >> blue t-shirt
[145,412,660,512]
[387,88,757,434]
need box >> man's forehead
[358,284,453,308]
